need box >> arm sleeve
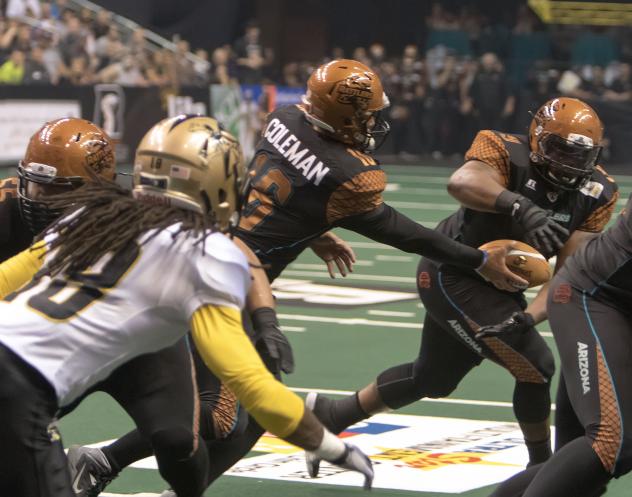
[0,241,46,299]
[338,203,485,269]
[190,305,305,439]
[464,130,511,187]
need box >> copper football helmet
[18,118,116,234]
[529,97,604,190]
[133,115,245,231]
[302,59,390,152]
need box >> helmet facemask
[531,132,602,191]
[17,161,85,234]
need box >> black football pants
[377,259,555,428]
[491,275,632,497]
[0,344,74,497]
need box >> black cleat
[67,445,118,497]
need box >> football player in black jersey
[0,117,116,262]
[73,59,527,495]
[489,194,632,497]
[308,97,619,467]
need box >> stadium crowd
[2,0,632,157]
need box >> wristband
[494,190,523,216]
[475,249,488,272]
[312,429,346,461]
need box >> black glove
[495,190,569,257]
[306,443,374,490]
[252,307,295,374]
[475,311,535,340]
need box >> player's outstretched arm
[189,305,373,488]
[338,204,527,291]
[0,241,47,298]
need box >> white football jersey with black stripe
[0,227,250,406]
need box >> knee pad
[151,427,195,461]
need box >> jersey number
[240,167,293,231]
[24,242,140,321]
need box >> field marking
[375,254,415,262]
[278,313,421,329]
[290,386,557,410]
[281,270,417,284]
[280,326,306,333]
[368,310,417,317]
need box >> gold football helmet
[133,115,245,230]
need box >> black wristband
[494,190,524,215]
[251,307,279,330]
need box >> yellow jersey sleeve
[0,241,46,299]
[190,305,304,438]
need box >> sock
[329,393,369,433]
[103,430,153,473]
[525,436,552,466]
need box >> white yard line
[368,310,417,318]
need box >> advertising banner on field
[0,100,81,162]
[95,413,531,494]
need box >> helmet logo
[85,140,114,174]
[336,75,373,107]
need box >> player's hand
[252,308,295,374]
[310,231,356,278]
[475,311,535,339]
[476,244,529,292]
[306,443,374,490]
[512,197,569,257]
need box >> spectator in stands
[129,27,148,60]
[192,48,210,87]
[91,9,111,39]
[58,15,87,65]
[97,52,146,86]
[143,48,171,86]
[0,48,24,83]
[0,21,31,53]
[234,20,272,84]
[466,52,515,130]
[173,38,195,87]
[40,34,63,83]
[95,26,124,70]
[282,61,302,87]
[23,44,50,84]
[209,45,234,85]
[604,62,632,102]
[58,52,93,85]
[6,0,40,18]
[351,46,370,66]
[572,65,609,100]
[368,42,386,67]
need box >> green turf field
[30,165,632,495]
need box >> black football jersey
[437,131,619,255]
[235,105,386,280]
[0,177,33,262]
[562,193,632,312]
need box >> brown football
[479,239,552,288]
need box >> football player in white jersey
[0,116,373,497]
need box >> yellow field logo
[373,448,518,471]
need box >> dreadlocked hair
[36,178,216,278]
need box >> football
[479,239,552,288]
